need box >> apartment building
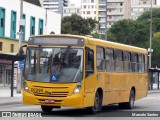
[63,4,81,17]
[43,0,68,15]
[0,0,61,87]
[81,0,98,20]
[131,0,157,20]
[98,0,131,34]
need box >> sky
[157,0,160,5]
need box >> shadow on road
[42,104,141,117]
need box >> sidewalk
[0,87,22,106]
[0,87,160,106]
[148,89,160,94]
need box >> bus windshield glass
[24,47,83,83]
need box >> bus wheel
[126,89,135,109]
[119,89,135,109]
[41,105,53,113]
[87,91,101,114]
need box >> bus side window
[86,48,94,77]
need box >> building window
[87,11,90,14]
[10,44,14,53]
[22,14,26,40]
[39,19,43,35]
[77,9,80,13]
[143,2,146,4]
[92,5,94,9]
[0,8,5,36]
[83,0,87,3]
[0,42,2,51]
[83,5,86,9]
[30,16,35,36]
[91,0,94,3]
[10,11,17,39]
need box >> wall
[0,0,61,41]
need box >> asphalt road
[0,92,160,119]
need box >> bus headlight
[72,82,82,95]
[23,82,30,93]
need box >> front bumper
[23,90,84,107]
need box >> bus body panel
[22,34,148,110]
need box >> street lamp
[105,0,107,40]
[148,0,153,69]
[17,0,25,93]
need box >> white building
[131,0,157,20]
[0,0,61,87]
[43,0,59,13]
[63,4,81,17]
[42,0,67,15]
[0,0,61,41]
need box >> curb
[148,90,160,94]
[0,101,22,106]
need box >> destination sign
[28,36,84,46]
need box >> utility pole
[149,0,153,69]
[17,0,24,93]
[62,0,68,18]
[105,0,107,40]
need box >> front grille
[34,92,69,97]
[33,86,69,89]
[32,85,70,97]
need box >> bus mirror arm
[17,45,27,60]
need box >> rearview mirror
[17,45,27,60]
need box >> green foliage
[61,14,98,35]
[91,33,105,39]
[137,8,160,21]
[151,32,160,67]
[108,19,150,48]
[108,19,134,44]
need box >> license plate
[44,99,54,103]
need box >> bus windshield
[24,47,83,83]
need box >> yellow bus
[20,34,148,113]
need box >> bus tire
[87,91,101,114]
[119,89,135,109]
[41,105,53,113]
[125,89,135,109]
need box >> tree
[61,14,98,35]
[150,32,160,67]
[108,19,151,47]
[137,8,160,21]
[91,33,105,39]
